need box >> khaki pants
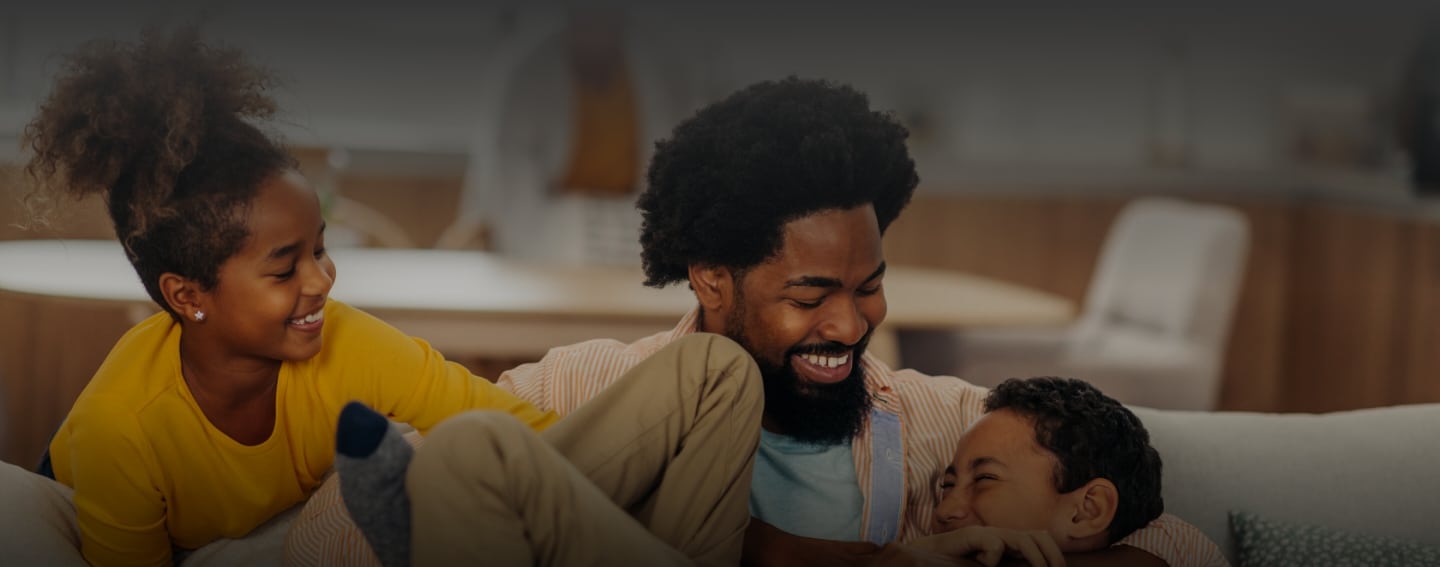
[408,333,764,567]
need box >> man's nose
[819,299,868,346]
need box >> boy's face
[932,409,1077,544]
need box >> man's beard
[725,312,873,446]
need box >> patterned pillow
[1230,510,1440,567]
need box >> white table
[0,238,1075,465]
[0,239,1076,362]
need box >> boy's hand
[905,527,1066,567]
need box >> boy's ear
[159,272,205,322]
[687,264,735,312]
[1064,478,1119,542]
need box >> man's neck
[695,307,724,335]
[761,414,784,435]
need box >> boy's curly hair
[986,377,1166,544]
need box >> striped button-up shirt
[497,309,1228,566]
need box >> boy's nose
[933,498,979,531]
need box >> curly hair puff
[22,26,295,319]
[636,76,918,287]
[985,377,1166,544]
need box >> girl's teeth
[293,311,323,325]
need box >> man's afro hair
[637,76,918,287]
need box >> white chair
[901,197,1250,410]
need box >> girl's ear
[159,272,205,322]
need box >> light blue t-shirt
[749,429,865,540]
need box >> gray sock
[335,401,412,567]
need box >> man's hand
[743,519,988,567]
[868,543,984,566]
[743,518,882,567]
[905,527,1066,567]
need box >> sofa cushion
[1230,510,1440,567]
[1131,403,1440,564]
[0,459,297,566]
[0,461,86,566]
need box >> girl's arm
[64,415,171,567]
[325,304,558,434]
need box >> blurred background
[3,0,1440,465]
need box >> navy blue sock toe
[336,402,389,458]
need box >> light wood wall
[6,157,1440,465]
[884,192,1440,413]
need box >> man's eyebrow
[784,275,843,289]
[943,465,956,476]
[783,262,888,289]
[971,456,1007,470]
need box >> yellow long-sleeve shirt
[50,300,557,566]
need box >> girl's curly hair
[23,26,295,318]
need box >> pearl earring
[194,311,206,322]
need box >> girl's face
[193,170,335,364]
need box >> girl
[22,28,557,566]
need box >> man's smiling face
[721,205,888,444]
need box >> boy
[907,377,1202,566]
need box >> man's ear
[159,272,205,322]
[1063,478,1119,543]
[687,264,735,313]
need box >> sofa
[4,403,1438,565]
[1130,403,1440,563]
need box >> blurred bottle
[1398,19,1440,195]
[1149,41,1190,168]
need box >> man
[910,377,1221,565]
[289,77,1224,566]
[498,77,1222,566]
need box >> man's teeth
[291,311,323,325]
[802,353,849,368]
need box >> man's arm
[1010,545,1165,567]
[913,525,1168,567]
[1109,513,1228,567]
[744,518,879,567]
[745,519,989,567]
[746,519,1162,567]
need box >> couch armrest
[1130,403,1440,564]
